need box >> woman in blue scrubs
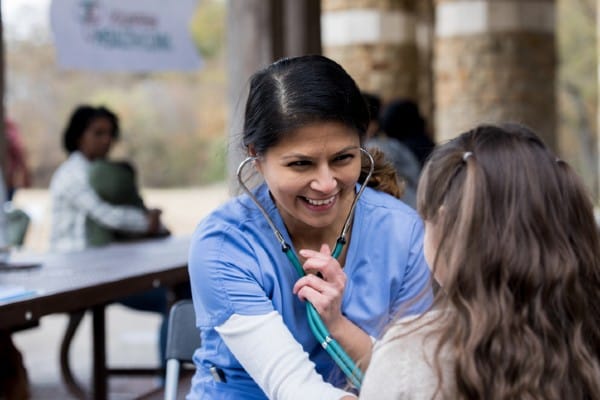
[187,55,432,399]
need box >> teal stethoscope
[236,148,375,388]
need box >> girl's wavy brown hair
[416,123,600,399]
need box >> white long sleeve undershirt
[215,311,356,400]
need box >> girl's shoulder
[380,309,445,344]
[364,310,455,399]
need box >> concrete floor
[13,304,192,399]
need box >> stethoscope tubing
[236,147,375,388]
[284,250,364,387]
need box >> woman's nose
[310,166,336,193]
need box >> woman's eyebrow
[334,145,360,155]
[280,153,311,161]
[280,145,360,161]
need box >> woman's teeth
[306,196,335,206]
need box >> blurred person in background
[379,98,435,168]
[4,118,32,202]
[363,92,420,208]
[0,168,30,400]
[49,104,171,372]
[49,105,165,251]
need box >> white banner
[50,0,203,72]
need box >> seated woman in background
[49,104,164,251]
[360,123,600,399]
[49,104,170,368]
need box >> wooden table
[0,235,191,400]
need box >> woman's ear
[247,145,263,174]
[253,159,263,175]
[247,145,257,157]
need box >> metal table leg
[92,304,107,400]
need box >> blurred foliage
[4,0,227,188]
[191,0,226,58]
[557,0,598,198]
[197,137,228,183]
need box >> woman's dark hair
[243,55,369,154]
[243,55,403,197]
[410,122,600,398]
[62,105,120,154]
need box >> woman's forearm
[328,316,374,369]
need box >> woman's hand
[293,244,346,331]
[146,208,162,234]
[293,244,374,365]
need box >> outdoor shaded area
[1,0,599,399]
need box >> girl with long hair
[360,123,600,399]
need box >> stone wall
[323,0,414,12]
[436,33,555,146]
[434,0,556,147]
[321,0,419,102]
[324,43,418,101]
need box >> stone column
[435,0,557,148]
[597,0,600,198]
[0,5,5,175]
[0,6,5,245]
[282,0,322,57]
[416,0,435,130]
[226,0,275,191]
[321,0,418,102]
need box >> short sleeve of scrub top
[189,206,275,328]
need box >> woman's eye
[333,154,354,163]
[287,160,311,167]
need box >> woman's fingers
[295,243,348,325]
[293,273,336,296]
[299,244,344,283]
[299,243,331,262]
[293,276,338,314]
[297,286,329,314]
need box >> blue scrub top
[187,184,431,399]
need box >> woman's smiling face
[255,121,362,233]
